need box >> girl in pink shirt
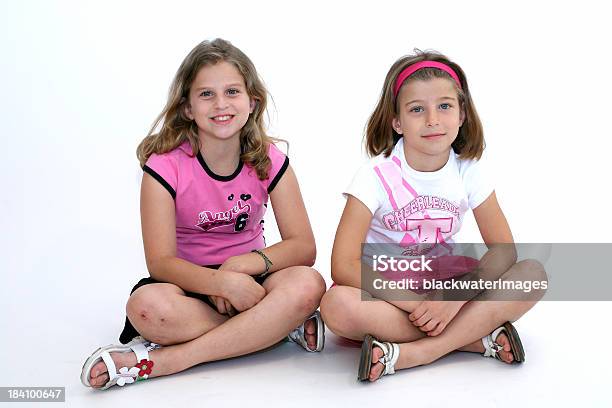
[81,39,325,390]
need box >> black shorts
[119,267,270,344]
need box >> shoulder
[455,151,489,180]
[350,151,394,182]
[343,153,391,214]
[454,151,495,209]
[146,141,194,167]
[360,137,404,176]
[144,141,195,175]
[264,141,290,193]
[267,140,287,158]
[266,141,289,169]
[143,141,194,199]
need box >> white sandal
[482,321,525,363]
[358,334,400,381]
[81,337,162,390]
[287,311,325,352]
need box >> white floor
[2,298,610,407]
[3,2,612,406]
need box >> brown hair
[365,50,485,160]
[136,38,277,179]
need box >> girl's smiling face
[393,77,465,169]
[185,61,254,143]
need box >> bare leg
[128,283,229,345]
[321,259,547,381]
[89,266,325,388]
[321,286,425,343]
[123,279,320,347]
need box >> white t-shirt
[345,138,493,257]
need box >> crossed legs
[88,266,325,387]
[321,259,547,381]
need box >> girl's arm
[330,195,372,287]
[219,165,316,274]
[470,190,518,279]
[141,173,263,309]
[473,191,514,246]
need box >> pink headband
[393,61,462,98]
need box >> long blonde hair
[366,50,485,160]
[137,38,276,179]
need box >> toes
[91,373,109,388]
[303,318,318,350]
[498,333,510,350]
[304,318,316,335]
[496,334,514,363]
[369,362,384,382]
[500,350,513,363]
[305,333,317,350]
[498,350,508,362]
[369,347,385,381]
[90,361,107,379]
[86,350,141,388]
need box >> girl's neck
[198,134,241,176]
[402,143,450,173]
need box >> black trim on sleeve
[267,156,289,193]
[143,165,176,200]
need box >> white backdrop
[1,0,611,406]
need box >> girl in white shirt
[320,51,547,382]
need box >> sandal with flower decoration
[358,334,400,382]
[482,321,525,363]
[80,336,161,390]
[287,311,325,352]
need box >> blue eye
[227,88,239,96]
[410,106,424,113]
[200,90,212,97]
[440,103,451,110]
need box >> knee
[285,266,326,315]
[526,259,548,303]
[494,258,547,310]
[126,287,178,329]
[516,259,548,297]
[320,286,360,337]
[518,259,547,281]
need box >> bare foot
[368,346,386,382]
[88,351,136,389]
[490,332,514,363]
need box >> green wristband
[251,249,273,276]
